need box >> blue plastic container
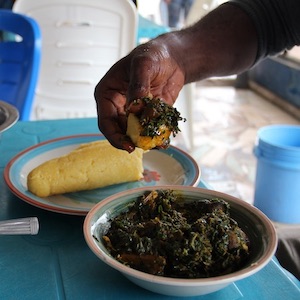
[253,125,300,223]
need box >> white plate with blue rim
[4,134,201,215]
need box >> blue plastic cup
[253,125,300,224]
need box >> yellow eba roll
[27,140,144,197]
[126,113,171,150]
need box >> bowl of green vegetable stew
[84,186,277,297]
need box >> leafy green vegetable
[137,97,185,137]
[101,190,250,278]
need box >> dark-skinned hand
[94,37,185,152]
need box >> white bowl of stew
[84,185,277,297]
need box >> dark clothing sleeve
[229,0,300,63]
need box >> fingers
[95,81,136,152]
[126,41,168,102]
[97,115,136,153]
[127,98,146,115]
[127,56,153,103]
[126,42,185,108]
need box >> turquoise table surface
[0,118,300,300]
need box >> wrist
[154,3,258,83]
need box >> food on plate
[126,97,185,150]
[27,140,144,197]
[101,189,251,278]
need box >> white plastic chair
[13,0,137,120]
[175,0,222,152]
[174,83,196,151]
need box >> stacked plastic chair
[13,0,138,120]
[0,9,41,120]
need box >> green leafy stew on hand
[138,97,185,137]
[100,190,251,279]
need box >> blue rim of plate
[4,134,200,215]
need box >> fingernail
[121,140,135,153]
[127,99,144,114]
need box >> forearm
[154,3,258,83]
